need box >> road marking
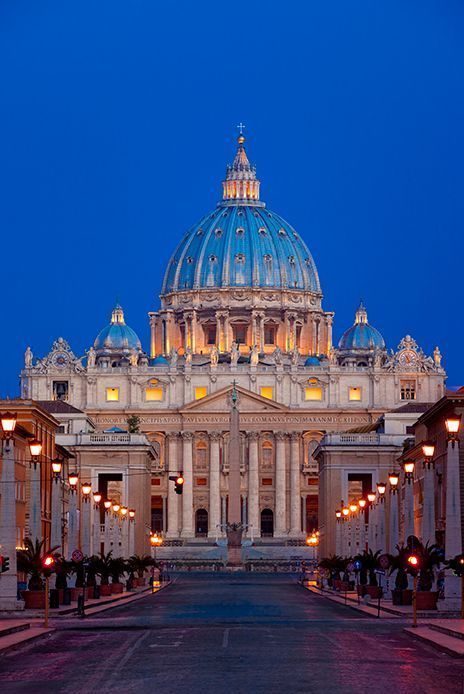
[222,628,230,648]
[149,642,181,647]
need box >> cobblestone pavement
[0,574,462,693]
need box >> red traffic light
[176,476,184,485]
[43,555,55,570]
[406,554,421,575]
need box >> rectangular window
[305,387,322,401]
[206,325,217,345]
[400,380,416,400]
[196,477,207,486]
[151,478,161,486]
[260,386,274,400]
[233,324,247,345]
[146,387,163,401]
[264,324,276,345]
[262,478,273,486]
[349,387,362,401]
[195,386,207,400]
[106,387,119,402]
[296,324,302,347]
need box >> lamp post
[403,461,415,543]
[128,509,136,556]
[50,459,63,552]
[306,533,319,562]
[120,506,129,557]
[421,441,436,546]
[150,532,163,585]
[112,503,121,557]
[367,492,376,551]
[92,492,102,557]
[67,472,79,557]
[376,483,386,553]
[445,414,462,606]
[81,482,92,556]
[388,472,400,553]
[28,438,43,544]
[335,510,342,555]
[341,505,349,556]
[349,503,358,556]
[103,500,112,554]
[0,412,22,610]
[358,498,367,551]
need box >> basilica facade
[21,134,446,549]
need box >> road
[0,574,461,693]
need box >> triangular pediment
[181,384,287,413]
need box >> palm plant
[17,538,59,591]
[128,554,153,579]
[55,557,73,590]
[416,542,442,591]
[109,556,127,584]
[353,549,381,586]
[94,550,114,585]
[319,555,347,582]
[388,544,410,591]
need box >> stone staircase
[404,620,464,657]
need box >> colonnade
[164,430,305,540]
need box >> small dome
[151,355,169,366]
[338,303,385,352]
[305,355,321,366]
[94,305,142,352]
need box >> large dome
[94,305,142,352]
[161,134,321,296]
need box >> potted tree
[109,556,127,593]
[416,542,441,610]
[55,557,72,604]
[95,551,113,596]
[388,544,411,605]
[354,549,382,599]
[128,555,152,586]
[318,555,345,590]
[17,538,59,609]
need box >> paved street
[0,574,462,693]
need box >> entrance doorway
[260,508,274,537]
[195,508,208,537]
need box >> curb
[0,627,55,656]
[59,580,172,618]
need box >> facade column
[81,497,92,556]
[162,497,167,533]
[274,432,287,537]
[422,464,436,546]
[221,496,227,528]
[92,502,101,556]
[403,476,415,543]
[248,432,260,538]
[388,491,399,553]
[167,433,180,538]
[68,489,78,557]
[128,518,135,556]
[335,518,342,556]
[208,432,221,537]
[50,478,62,553]
[181,432,194,538]
[445,440,462,604]
[0,439,22,609]
[104,507,112,554]
[377,499,386,553]
[289,433,302,536]
[29,462,41,543]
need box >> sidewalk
[0,580,171,655]
[302,582,464,657]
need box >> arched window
[195,509,208,537]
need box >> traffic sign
[72,549,84,563]
[346,562,355,572]
[378,554,390,570]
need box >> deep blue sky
[1,1,463,394]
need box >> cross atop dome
[222,130,261,204]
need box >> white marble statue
[230,341,239,366]
[273,346,283,366]
[433,346,442,367]
[185,346,193,366]
[210,345,219,367]
[169,347,178,368]
[250,344,259,366]
[24,346,33,368]
[87,346,96,368]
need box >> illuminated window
[305,387,322,401]
[195,386,207,400]
[260,387,274,400]
[349,387,362,401]
[204,324,217,345]
[146,387,163,401]
[233,324,247,345]
[400,380,416,400]
[106,387,119,402]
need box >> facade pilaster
[248,432,260,537]
[289,433,302,536]
[181,431,194,537]
[274,432,287,537]
[167,433,180,538]
[208,432,222,537]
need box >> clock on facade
[52,352,70,369]
[398,350,417,366]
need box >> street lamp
[129,509,135,520]
[388,472,399,493]
[445,414,461,448]
[0,411,17,440]
[68,472,79,491]
[349,503,358,514]
[93,491,102,505]
[104,500,112,511]
[422,441,435,468]
[28,439,43,468]
[112,503,121,514]
[82,482,92,501]
[358,499,367,510]
[367,492,376,504]
[377,482,386,500]
[403,460,415,483]
[51,459,62,480]
[335,510,341,520]
[342,507,349,518]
